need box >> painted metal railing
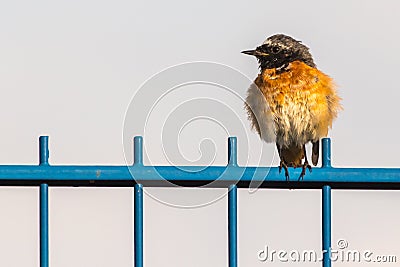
[0,136,399,267]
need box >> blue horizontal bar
[0,165,399,188]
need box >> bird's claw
[279,161,290,181]
[298,162,312,181]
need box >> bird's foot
[279,161,290,181]
[298,162,312,181]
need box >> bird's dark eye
[271,46,280,54]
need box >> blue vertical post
[228,184,238,267]
[40,184,49,267]
[322,138,332,267]
[134,184,143,267]
[133,137,144,267]
[39,136,49,165]
[322,185,331,267]
[227,137,238,267]
[133,136,143,165]
[228,137,238,167]
[39,136,49,267]
[321,138,331,168]
[133,136,143,166]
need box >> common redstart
[243,34,342,180]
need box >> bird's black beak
[241,49,269,57]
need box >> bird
[242,34,341,180]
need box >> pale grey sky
[0,0,400,266]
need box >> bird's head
[242,34,316,71]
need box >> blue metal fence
[0,136,399,267]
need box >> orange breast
[254,61,341,147]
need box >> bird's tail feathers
[311,140,319,166]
